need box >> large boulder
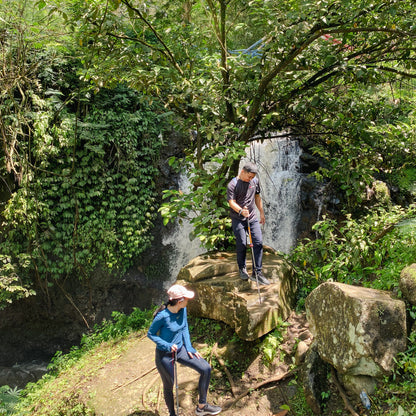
[399,263,416,306]
[305,282,407,393]
[176,247,297,341]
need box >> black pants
[231,217,263,272]
[155,347,211,416]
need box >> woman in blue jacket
[147,284,221,416]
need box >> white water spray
[161,174,205,285]
[243,137,302,253]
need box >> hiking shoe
[251,271,270,286]
[195,403,222,415]
[239,267,249,281]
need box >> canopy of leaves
[56,0,416,248]
[1,0,416,303]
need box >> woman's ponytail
[152,298,182,318]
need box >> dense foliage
[0,1,168,308]
[54,0,416,249]
[1,1,416,413]
[291,205,416,306]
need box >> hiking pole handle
[246,215,254,248]
[240,205,249,219]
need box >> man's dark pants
[231,217,263,273]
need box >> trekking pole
[174,350,180,416]
[247,220,262,304]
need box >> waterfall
[161,174,206,285]
[162,136,303,282]
[244,137,303,253]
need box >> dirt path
[84,312,313,416]
[87,334,207,416]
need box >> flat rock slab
[176,248,297,341]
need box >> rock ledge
[176,247,297,340]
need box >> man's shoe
[195,403,222,415]
[251,271,270,285]
[239,267,249,281]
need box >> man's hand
[241,206,249,218]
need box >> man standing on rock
[227,162,270,285]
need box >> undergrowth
[374,330,416,414]
[261,317,290,366]
[289,203,416,414]
[0,387,20,416]
[189,316,260,379]
[290,205,416,308]
[7,307,153,416]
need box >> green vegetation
[0,0,169,307]
[0,387,20,416]
[289,204,416,413]
[1,0,416,414]
[2,314,249,415]
[47,308,154,375]
[189,316,259,379]
[6,308,153,416]
[291,205,416,308]
[378,330,416,415]
[1,0,416,294]
[25,0,416,252]
[261,317,290,366]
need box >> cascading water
[161,174,206,283]
[245,137,303,253]
[162,136,303,282]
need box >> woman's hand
[188,351,202,359]
[171,344,178,352]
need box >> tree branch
[222,369,296,410]
[331,367,360,416]
[120,0,184,76]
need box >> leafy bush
[0,386,20,416]
[261,317,290,366]
[1,78,168,307]
[159,139,248,251]
[47,307,153,376]
[375,331,416,414]
[290,204,416,308]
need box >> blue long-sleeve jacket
[147,306,196,353]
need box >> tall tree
[37,0,416,248]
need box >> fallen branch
[142,373,160,410]
[156,383,162,412]
[222,369,295,410]
[212,345,238,397]
[111,366,157,391]
[331,367,359,416]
